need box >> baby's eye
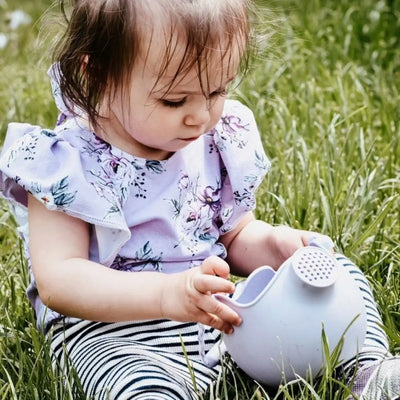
[161,98,187,108]
[209,89,227,98]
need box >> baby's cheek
[208,103,225,131]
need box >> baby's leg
[50,320,220,400]
[336,254,400,399]
[336,254,390,364]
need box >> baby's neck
[82,114,173,161]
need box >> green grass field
[0,0,399,398]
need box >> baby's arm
[28,195,241,333]
[221,212,316,276]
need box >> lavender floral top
[0,73,270,331]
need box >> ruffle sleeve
[212,100,271,233]
[0,123,131,266]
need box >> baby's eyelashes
[209,89,227,98]
[159,89,228,109]
[161,98,187,108]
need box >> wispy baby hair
[54,0,255,126]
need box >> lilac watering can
[205,237,367,386]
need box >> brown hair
[54,0,255,126]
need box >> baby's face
[98,37,242,160]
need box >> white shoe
[349,357,400,400]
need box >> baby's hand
[270,226,334,266]
[160,256,241,334]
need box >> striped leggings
[49,255,390,400]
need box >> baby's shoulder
[213,99,258,135]
[222,99,254,118]
[206,99,260,154]
[2,118,86,150]
[0,120,94,179]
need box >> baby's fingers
[200,256,231,280]
[194,274,235,295]
[199,295,242,333]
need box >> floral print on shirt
[211,113,249,151]
[5,129,77,209]
[80,134,165,216]
[111,241,164,272]
[166,173,221,256]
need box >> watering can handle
[203,341,227,367]
[308,234,334,252]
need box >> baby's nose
[184,101,211,127]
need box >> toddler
[0,0,398,399]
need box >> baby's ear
[80,55,89,76]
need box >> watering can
[205,236,367,386]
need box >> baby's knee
[106,363,194,400]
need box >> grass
[0,0,399,398]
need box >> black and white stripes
[335,255,391,377]
[50,319,220,399]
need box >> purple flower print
[101,156,132,185]
[182,205,203,233]
[168,173,221,254]
[178,174,190,190]
[220,115,249,135]
[197,185,221,213]
[181,204,215,243]
[89,154,134,214]
[212,114,249,150]
[81,135,112,160]
[82,135,165,205]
